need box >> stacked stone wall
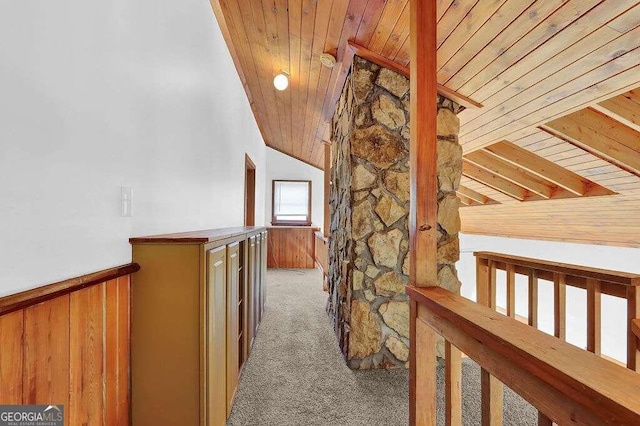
[328,56,462,369]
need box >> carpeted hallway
[227,268,537,426]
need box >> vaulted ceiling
[210,0,640,246]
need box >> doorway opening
[245,154,256,226]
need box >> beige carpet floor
[226,268,537,426]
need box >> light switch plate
[121,186,132,217]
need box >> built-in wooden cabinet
[130,227,267,426]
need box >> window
[272,180,312,226]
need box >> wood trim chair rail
[0,263,140,316]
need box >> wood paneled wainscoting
[0,263,139,425]
[267,226,320,269]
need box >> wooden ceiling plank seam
[367,0,408,54]
[522,137,566,152]
[459,1,640,128]
[437,0,456,22]
[510,128,554,146]
[541,117,640,178]
[462,161,528,201]
[437,0,509,71]
[379,1,410,59]
[391,31,411,66]
[457,185,489,205]
[263,0,293,153]
[300,0,341,159]
[457,0,606,94]
[436,0,481,49]
[317,0,371,140]
[220,0,278,146]
[236,0,287,151]
[461,45,640,150]
[294,0,318,158]
[467,0,635,101]
[437,0,533,83]
[307,0,351,154]
[354,0,387,47]
[465,150,555,199]
[288,0,303,155]
[444,0,569,88]
[300,0,332,155]
[532,142,581,159]
[484,141,588,196]
[210,1,248,89]
[273,0,293,154]
[257,0,290,150]
[591,94,640,134]
[474,66,640,153]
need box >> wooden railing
[475,252,640,370]
[408,286,640,425]
[314,231,329,291]
[408,254,640,425]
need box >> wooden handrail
[476,252,640,371]
[633,319,640,341]
[314,231,328,243]
[475,252,640,287]
[0,263,140,316]
[408,286,640,425]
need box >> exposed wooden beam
[466,150,554,199]
[457,185,489,205]
[463,161,528,201]
[541,108,640,177]
[346,41,483,110]
[457,193,472,206]
[483,141,587,196]
[409,0,438,425]
[591,92,640,134]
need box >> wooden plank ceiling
[210,1,640,247]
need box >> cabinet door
[247,236,256,349]
[261,231,268,316]
[255,236,261,325]
[225,242,240,415]
[207,246,226,426]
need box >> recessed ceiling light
[320,53,336,68]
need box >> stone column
[328,56,462,369]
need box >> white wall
[0,0,266,296]
[265,148,325,230]
[458,234,640,363]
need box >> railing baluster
[528,269,538,328]
[506,264,516,318]
[476,257,490,307]
[413,304,437,425]
[627,286,640,372]
[586,278,601,355]
[554,272,566,341]
[481,368,503,426]
[445,341,462,426]
[489,260,497,310]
